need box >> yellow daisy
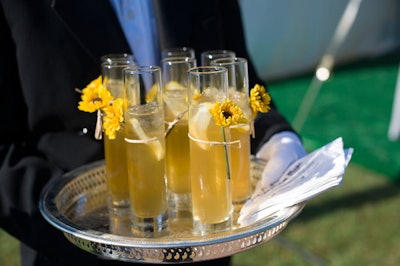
[102,98,124,139]
[249,84,271,117]
[78,76,113,113]
[209,99,248,127]
[145,84,158,103]
[192,90,202,101]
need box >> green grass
[233,164,400,266]
[268,52,400,180]
[0,229,20,266]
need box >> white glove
[255,131,306,192]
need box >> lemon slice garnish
[165,80,185,91]
[145,84,157,103]
[189,102,213,150]
[128,118,164,161]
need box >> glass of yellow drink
[161,56,197,219]
[211,57,252,209]
[123,66,168,237]
[101,54,136,215]
[229,123,251,204]
[188,66,233,235]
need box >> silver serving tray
[39,159,305,264]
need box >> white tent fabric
[238,0,400,81]
[388,64,400,140]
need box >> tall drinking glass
[200,50,236,66]
[101,54,136,216]
[161,57,197,219]
[211,57,252,212]
[161,47,195,59]
[188,66,232,235]
[123,66,168,237]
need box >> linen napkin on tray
[238,137,353,226]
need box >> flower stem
[222,127,231,180]
[95,109,103,140]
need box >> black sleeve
[0,3,105,264]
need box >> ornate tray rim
[39,159,305,263]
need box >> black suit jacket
[0,0,294,265]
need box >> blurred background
[234,0,400,265]
[1,0,400,265]
[240,0,400,81]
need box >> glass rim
[188,66,227,75]
[162,46,194,52]
[124,65,161,74]
[161,47,195,59]
[161,56,197,64]
[211,57,247,66]
[101,61,136,68]
[201,49,235,55]
[101,53,134,58]
[101,53,135,64]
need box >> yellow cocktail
[187,66,232,235]
[165,120,190,193]
[103,128,129,208]
[164,82,190,195]
[101,83,129,213]
[210,57,253,207]
[161,57,196,218]
[228,91,252,205]
[229,124,251,204]
[189,102,232,231]
[125,111,167,218]
[101,54,135,213]
[123,65,168,237]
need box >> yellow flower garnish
[146,84,158,103]
[249,84,271,117]
[209,99,248,127]
[78,76,113,113]
[192,90,202,101]
[102,98,124,139]
[77,76,126,140]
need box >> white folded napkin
[238,137,353,226]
